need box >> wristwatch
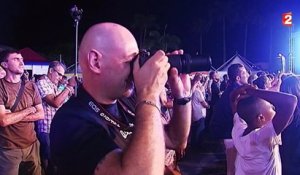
[174,96,192,105]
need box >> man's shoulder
[50,97,118,174]
[54,97,84,118]
[51,97,109,146]
[25,80,37,87]
[52,97,107,131]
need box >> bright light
[295,32,300,74]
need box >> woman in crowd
[279,75,300,175]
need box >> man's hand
[167,50,191,98]
[133,50,170,103]
[230,85,254,113]
[28,107,37,114]
[66,86,75,95]
[68,76,77,87]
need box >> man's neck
[82,82,117,105]
[4,73,22,83]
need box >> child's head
[237,96,276,128]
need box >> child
[231,85,297,175]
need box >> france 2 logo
[282,12,292,27]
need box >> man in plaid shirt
[36,61,75,174]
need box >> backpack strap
[11,80,25,112]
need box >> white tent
[217,53,260,77]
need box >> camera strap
[77,87,134,140]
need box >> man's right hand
[230,85,254,113]
[133,50,170,102]
[68,76,77,87]
[28,107,37,114]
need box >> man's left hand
[167,50,191,98]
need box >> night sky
[0,0,299,68]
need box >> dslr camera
[137,50,212,74]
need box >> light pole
[278,53,286,73]
[70,5,83,96]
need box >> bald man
[50,22,191,175]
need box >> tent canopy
[217,53,260,73]
[19,48,48,62]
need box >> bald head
[78,23,139,103]
[79,22,138,73]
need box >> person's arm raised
[37,78,74,108]
[42,87,72,108]
[164,50,192,152]
[94,50,169,175]
[247,88,297,135]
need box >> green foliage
[131,14,181,52]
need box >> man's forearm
[0,107,34,127]
[94,96,165,175]
[166,102,191,149]
[22,110,44,121]
[248,88,296,108]
[54,88,71,107]
[122,100,165,174]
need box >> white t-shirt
[232,113,282,175]
[192,89,206,122]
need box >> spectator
[247,73,258,85]
[206,71,220,128]
[268,73,283,92]
[279,75,300,174]
[253,75,269,90]
[220,74,229,92]
[231,85,297,175]
[210,63,249,175]
[50,22,191,175]
[0,49,44,175]
[190,73,210,147]
[35,61,75,174]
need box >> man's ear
[88,49,102,74]
[257,114,265,123]
[1,62,7,69]
[236,76,241,82]
[49,67,54,73]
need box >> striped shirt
[36,76,59,133]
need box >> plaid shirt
[36,76,59,133]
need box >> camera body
[138,50,212,74]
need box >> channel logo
[282,12,292,27]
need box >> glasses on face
[53,68,64,77]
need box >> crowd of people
[0,22,299,175]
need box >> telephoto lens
[139,50,212,74]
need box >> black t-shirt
[50,87,121,175]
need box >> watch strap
[174,96,192,105]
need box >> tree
[131,14,159,48]
[235,0,269,58]
[209,0,238,63]
[190,16,213,55]
[143,30,181,52]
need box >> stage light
[294,31,300,74]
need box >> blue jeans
[190,118,206,147]
[37,132,50,160]
[0,141,42,175]
[37,132,57,175]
